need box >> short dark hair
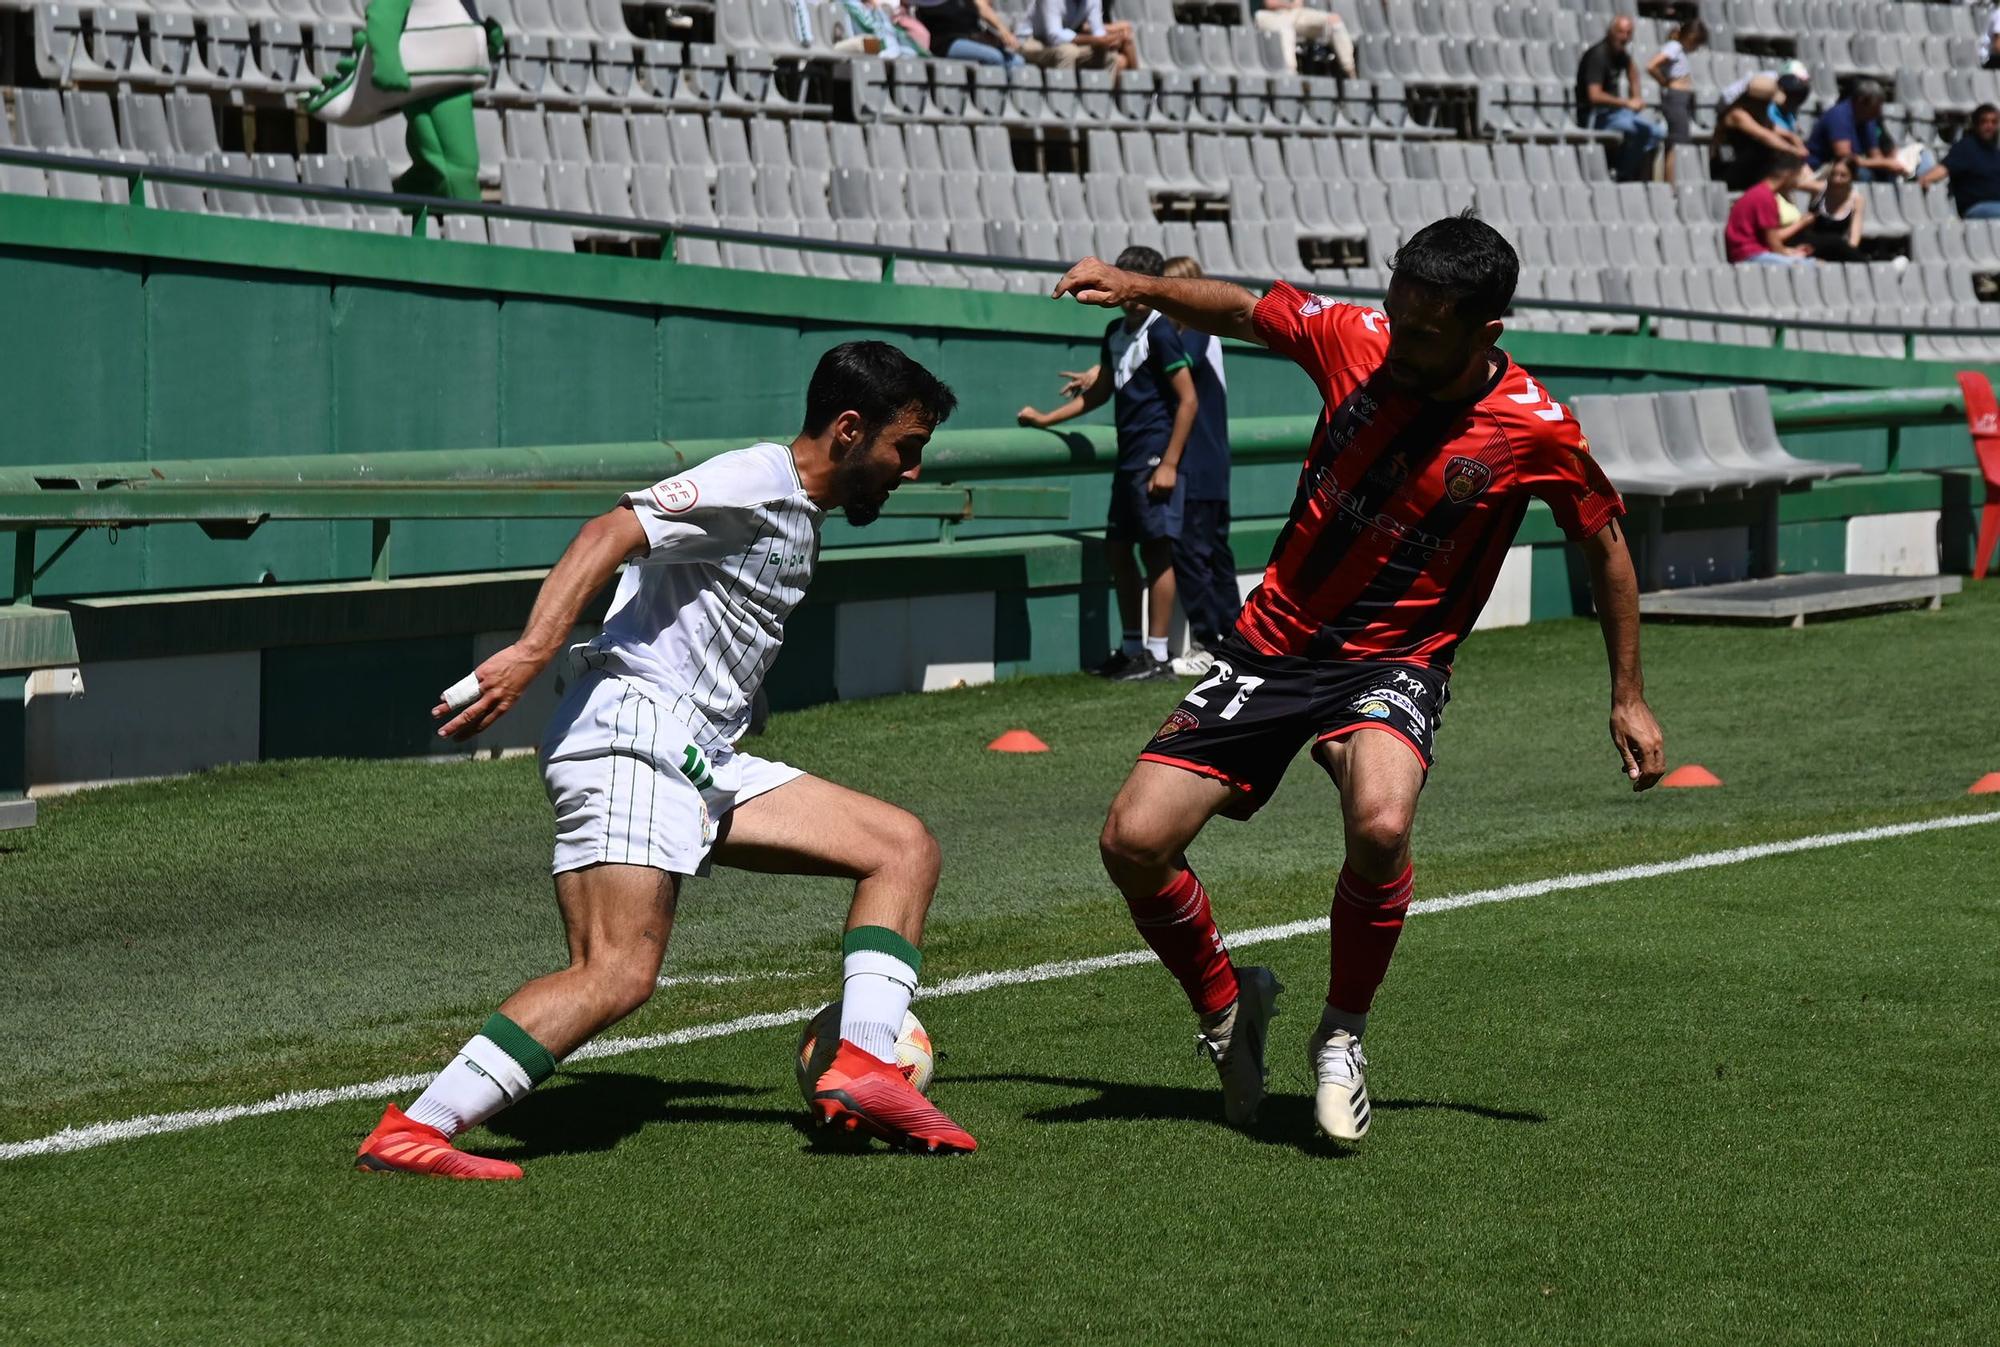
[1388,209,1519,324]
[1674,17,1708,47]
[1115,245,1166,276]
[1974,102,1999,121]
[1850,78,1884,105]
[801,341,958,438]
[1766,150,1805,176]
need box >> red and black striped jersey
[1235,281,1625,670]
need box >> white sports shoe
[1196,966,1282,1126]
[1169,646,1216,677]
[1309,1024,1371,1141]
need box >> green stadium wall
[0,197,1991,793]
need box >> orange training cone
[1970,773,2000,795]
[987,729,1049,754]
[1661,764,1723,788]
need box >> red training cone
[987,729,1049,754]
[1970,773,2000,795]
[1661,764,1723,788]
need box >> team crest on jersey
[652,478,699,514]
[1153,708,1200,741]
[1297,293,1340,317]
[1443,455,1493,503]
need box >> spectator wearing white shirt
[1015,0,1137,70]
[1253,0,1356,78]
[1645,16,1707,182]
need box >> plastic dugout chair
[1613,393,1740,494]
[1954,371,2000,580]
[1656,391,1771,490]
[1731,384,1858,482]
[1569,395,1682,497]
[868,169,910,223]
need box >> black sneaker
[1091,650,1138,678]
[1114,655,1175,682]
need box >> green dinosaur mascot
[308,0,502,203]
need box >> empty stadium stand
[2,0,1998,354]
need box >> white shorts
[539,671,802,878]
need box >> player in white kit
[355,343,976,1178]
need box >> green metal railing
[0,480,1071,605]
[3,144,1996,357]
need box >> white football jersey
[576,441,821,748]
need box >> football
[794,1002,934,1104]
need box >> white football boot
[1196,966,1282,1126]
[1309,1023,1371,1141]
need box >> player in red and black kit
[1052,212,1668,1142]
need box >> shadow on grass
[476,1072,797,1161]
[951,1073,1545,1157]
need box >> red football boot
[354,1104,524,1181]
[811,1040,978,1154]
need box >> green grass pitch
[2,587,1997,1344]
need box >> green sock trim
[842,925,922,974]
[481,1012,558,1085]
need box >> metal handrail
[5,144,1998,344]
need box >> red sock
[1125,868,1239,1015]
[1327,863,1414,1015]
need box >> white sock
[1121,631,1145,657]
[1145,635,1169,661]
[1319,1003,1367,1041]
[405,1034,537,1138]
[840,950,918,1064]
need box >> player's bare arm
[1579,517,1667,791]
[432,503,648,741]
[1018,360,1112,429]
[1150,364,1198,501]
[1051,257,1265,346]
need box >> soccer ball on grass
[794,1002,934,1104]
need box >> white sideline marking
[655,970,812,989]
[4,809,1994,1164]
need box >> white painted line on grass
[655,970,812,989]
[5,809,1994,1163]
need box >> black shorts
[1137,636,1450,819]
[1105,464,1185,543]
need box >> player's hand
[1148,463,1178,501]
[1016,406,1048,429]
[433,641,545,742]
[1059,368,1095,398]
[1610,696,1666,792]
[1052,256,1137,308]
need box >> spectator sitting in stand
[1577,16,1666,182]
[1712,74,1812,192]
[1015,0,1137,70]
[1803,156,1867,262]
[1254,1,1356,78]
[1806,79,1932,183]
[1919,103,2000,219]
[1646,16,1707,184]
[829,0,928,58]
[911,0,1025,65]
[1727,154,1817,266]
